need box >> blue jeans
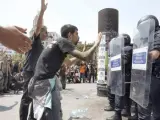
[80,73,85,83]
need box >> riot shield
[130,19,155,108]
[109,36,125,96]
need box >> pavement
[0,83,117,120]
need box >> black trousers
[89,73,95,83]
[137,75,160,120]
[107,86,115,108]
[19,71,35,120]
[114,81,131,112]
[115,93,131,113]
[150,75,160,120]
[138,104,152,120]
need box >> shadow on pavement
[0,101,18,112]
[68,117,91,120]
[0,91,23,98]
[65,88,74,91]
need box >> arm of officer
[149,30,160,60]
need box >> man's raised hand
[94,32,102,46]
[82,41,87,52]
[41,0,48,12]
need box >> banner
[97,33,106,83]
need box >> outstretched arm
[64,57,78,67]
[69,44,98,61]
[64,41,87,67]
[69,33,102,61]
[59,33,102,63]
[34,0,48,36]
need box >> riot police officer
[106,34,133,120]
[135,15,160,120]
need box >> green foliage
[12,53,25,64]
[76,43,93,51]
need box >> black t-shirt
[33,37,75,80]
[23,34,43,72]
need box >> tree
[12,53,25,64]
[0,51,7,61]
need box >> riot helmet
[137,15,159,30]
[121,34,131,46]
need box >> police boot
[106,111,122,120]
[104,105,114,111]
[3,89,9,93]
[128,114,138,120]
[121,107,131,117]
[28,116,36,120]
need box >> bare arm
[70,42,99,61]
[59,33,101,62]
[64,57,78,67]
[64,41,87,66]
[69,33,102,61]
[35,0,47,36]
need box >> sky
[0,0,160,43]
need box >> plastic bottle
[70,108,88,119]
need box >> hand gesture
[95,32,102,45]
[41,0,48,12]
[82,41,86,52]
[149,50,160,60]
[0,26,32,54]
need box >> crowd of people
[2,0,101,120]
[0,0,99,117]
[1,0,160,120]
[66,62,97,83]
[0,54,97,95]
[0,54,23,94]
